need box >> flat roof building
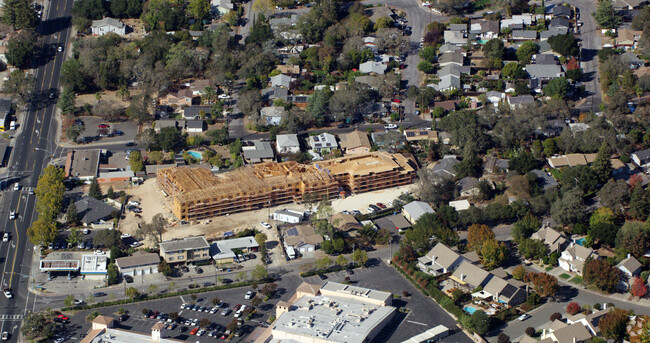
[115,252,160,276]
[65,149,101,180]
[81,254,108,275]
[211,236,260,263]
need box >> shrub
[525,327,535,336]
[594,303,602,310]
[497,333,511,343]
[567,302,582,315]
[550,312,562,321]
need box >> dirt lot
[76,89,142,109]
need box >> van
[9,121,15,131]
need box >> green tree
[518,239,548,259]
[93,229,120,247]
[551,188,586,225]
[467,310,490,335]
[129,150,144,173]
[417,60,434,73]
[615,221,650,257]
[64,295,76,307]
[589,207,615,228]
[599,179,629,213]
[2,0,39,30]
[418,46,437,63]
[592,142,612,184]
[107,263,119,284]
[335,255,348,267]
[6,29,38,69]
[67,228,82,247]
[548,34,580,57]
[159,260,172,276]
[187,0,209,20]
[60,60,87,92]
[516,41,538,64]
[512,214,541,241]
[252,264,269,280]
[543,138,558,156]
[27,217,58,246]
[374,16,394,30]
[88,177,103,199]
[58,89,76,115]
[255,233,268,248]
[593,0,621,29]
[543,77,570,98]
[629,186,650,220]
[66,202,79,225]
[21,310,58,341]
[352,249,368,266]
[3,69,35,104]
[125,286,140,299]
[148,284,158,294]
[480,239,508,269]
[482,38,505,62]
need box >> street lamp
[33,147,54,158]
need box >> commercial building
[39,252,107,278]
[271,209,304,223]
[271,281,395,343]
[0,98,11,131]
[159,236,211,264]
[65,149,101,181]
[211,236,259,264]
[115,252,160,276]
[81,316,183,343]
[81,255,108,278]
[158,152,415,221]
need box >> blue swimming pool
[464,306,478,314]
[187,151,202,159]
[576,238,586,246]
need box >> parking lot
[75,116,139,145]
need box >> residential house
[438,52,464,67]
[483,277,527,306]
[615,29,642,50]
[402,201,435,224]
[533,54,557,65]
[508,95,535,108]
[329,212,362,235]
[188,79,215,96]
[470,20,500,40]
[617,254,642,278]
[537,41,554,54]
[362,36,378,53]
[632,148,650,167]
[371,131,405,152]
[359,61,387,74]
[484,156,509,173]
[211,0,233,15]
[549,17,570,30]
[457,177,480,197]
[154,119,183,133]
[552,5,572,17]
[159,89,196,106]
[450,260,493,290]
[431,74,461,91]
[440,63,470,75]
[91,17,126,36]
[512,30,537,40]
[501,14,534,28]
[525,64,564,80]
[434,100,459,113]
[212,237,260,263]
[260,106,286,126]
[339,130,372,155]
[159,236,211,264]
[0,99,11,131]
[559,243,597,275]
[276,65,300,75]
[115,252,160,276]
[539,119,566,137]
[242,140,275,164]
[270,74,294,88]
[186,120,205,133]
[444,30,467,46]
[183,106,211,120]
[283,225,322,256]
[530,226,569,253]
[613,0,646,10]
[439,43,461,53]
[418,243,465,276]
[449,23,468,32]
[486,91,504,107]
[449,199,471,211]
[547,153,597,168]
[308,132,338,154]
[276,134,300,154]
[540,28,568,40]
[262,87,289,101]
[621,51,644,69]
[403,129,438,143]
[432,155,459,179]
[270,14,299,29]
[531,169,559,190]
[541,322,594,343]
[565,309,609,337]
[74,197,117,227]
[373,214,412,233]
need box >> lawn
[545,266,554,272]
[570,276,583,284]
[559,273,571,279]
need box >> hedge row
[63,277,273,311]
[299,264,360,277]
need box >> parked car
[384,124,398,130]
[2,332,9,341]
[260,222,272,229]
[2,233,8,242]
[375,203,386,209]
[189,328,199,335]
[245,291,254,300]
[518,314,530,321]
[221,308,231,316]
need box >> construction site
[157,152,417,221]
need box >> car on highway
[8,211,14,220]
[245,291,254,299]
[98,124,110,129]
[3,290,12,298]
[1,332,9,341]
[57,46,62,52]
[125,142,136,147]
[260,222,272,229]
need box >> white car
[197,329,205,336]
[245,291,254,300]
[83,228,90,235]
[94,250,106,255]
[57,46,63,52]
[218,94,231,99]
[3,290,12,299]
[1,332,8,341]
[518,314,530,321]
[384,124,398,130]
[260,222,272,229]
[127,201,140,206]
[9,211,15,220]
[367,207,376,214]
[121,233,132,239]
[13,183,19,191]
[2,233,8,242]
[73,299,84,305]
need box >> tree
[524,272,558,297]
[187,0,210,20]
[548,34,579,57]
[2,0,39,30]
[599,309,629,340]
[560,165,599,194]
[543,77,570,98]
[3,69,35,104]
[336,255,348,267]
[255,233,267,249]
[21,310,59,341]
[631,276,648,297]
[66,203,79,225]
[88,178,103,199]
[593,0,621,29]
[125,286,140,299]
[352,249,368,266]
[599,179,629,213]
[66,122,84,143]
[417,60,434,73]
[467,310,490,335]
[137,213,167,244]
[518,239,548,260]
[6,29,38,69]
[516,41,538,64]
[64,295,76,307]
[551,188,586,225]
[512,265,526,280]
[513,214,541,241]
[93,229,120,247]
[615,221,650,257]
[67,228,82,248]
[502,62,527,79]
[497,333,510,343]
[252,0,274,15]
[589,207,615,228]
[629,186,650,220]
[480,239,508,269]
[583,259,621,292]
[418,46,437,63]
[27,217,58,246]
[467,224,495,251]
[107,263,119,284]
[482,38,505,64]
[306,88,331,126]
[525,327,535,336]
[566,302,582,315]
[128,150,144,173]
[510,151,538,174]
[252,264,268,280]
[159,260,172,276]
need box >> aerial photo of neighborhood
[0,0,649,341]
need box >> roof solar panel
[501,284,518,298]
[405,132,415,137]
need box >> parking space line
[406,320,427,326]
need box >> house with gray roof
[508,95,535,108]
[359,61,386,74]
[261,106,286,126]
[74,197,117,227]
[450,260,493,290]
[525,64,564,79]
[540,28,568,40]
[439,43,461,53]
[457,176,480,197]
[531,226,568,252]
[183,106,211,120]
[431,74,461,92]
[370,131,405,152]
[550,17,570,30]
[444,30,467,46]
[186,120,205,133]
[276,134,300,154]
[470,19,499,40]
[115,252,160,276]
[511,30,537,40]
[432,155,459,179]
[91,17,126,36]
[373,214,411,233]
[262,87,289,101]
[552,5,572,17]
[632,148,650,167]
[449,23,468,32]
[617,255,642,277]
[159,236,210,264]
[309,132,338,154]
[438,52,464,67]
[537,41,553,54]
[483,276,527,306]
[531,169,558,190]
[242,140,275,164]
[211,0,233,15]
[533,54,557,65]
[402,201,435,224]
[270,74,294,88]
[269,14,299,28]
[418,243,465,276]
[440,63,470,75]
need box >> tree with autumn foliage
[631,276,648,297]
[524,272,558,298]
[467,224,495,251]
[480,239,508,270]
[583,259,622,293]
[566,302,582,315]
[599,309,629,340]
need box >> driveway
[71,116,139,146]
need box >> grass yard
[545,266,554,272]
[570,276,583,284]
[559,273,571,279]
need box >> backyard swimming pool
[464,306,478,314]
[187,151,203,159]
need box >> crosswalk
[0,314,23,321]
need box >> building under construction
[158,152,416,221]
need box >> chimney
[543,329,546,338]
[461,273,465,281]
[573,337,576,343]
[628,253,631,259]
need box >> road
[0,0,74,339]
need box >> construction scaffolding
[157,152,417,221]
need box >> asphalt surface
[0,0,74,339]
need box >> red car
[98,124,110,129]
[376,203,386,209]
[190,328,199,335]
[56,314,69,322]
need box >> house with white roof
[91,17,126,36]
[418,243,465,276]
[308,132,338,154]
[402,201,435,224]
[270,74,294,88]
[359,61,386,74]
[276,134,300,154]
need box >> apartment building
[159,236,210,264]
